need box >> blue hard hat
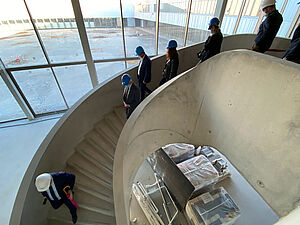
[166,40,177,49]
[121,73,131,86]
[135,46,144,56]
[208,17,220,29]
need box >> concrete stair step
[94,120,119,146]
[104,111,124,135]
[67,166,112,198]
[74,188,114,212]
[67,163,112,191]
[76,184,113,205]
[48,217,111,225]
[75,150,113,177]
[47,203,115,224]
[113,106,126,125]
[86,131,115,160]
[85,131,114,164]
[68,153,112,183]
[76,141,113,171]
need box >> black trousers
[139,81,152,101]
[50,198,77,218]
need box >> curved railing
[113,49,300,224]
[9,34,291,225]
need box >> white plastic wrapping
[162,143,195,163]
[186,187,240,225]
[177,155,219,191]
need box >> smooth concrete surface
[113,50,300,224]
[10,34,291,225]
[0,118,59,225]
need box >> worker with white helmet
[252,0,283,53]
[35,172,78,224]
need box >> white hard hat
[260,0,276,10]
[35,173,51,192]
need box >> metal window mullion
[233,0,247,34]
[254,11,263,34]
[71,0,98,88]
[286,7,300,38]
[119,0,127,68]
[280,0,288,14]
[23,0,69,109]
[155,0,161,56]
[183,0,192,46]
[214,0,229,25]
[0,59,34,120]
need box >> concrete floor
[130,150,279,225]
[0,117,59,225]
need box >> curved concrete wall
[10,34,290,225]
[113,50,300,224]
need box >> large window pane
[0,77,26,122]
[12,68,67,114]
[158,0,189,54]
[277,0,299,37]
[123,0,156,57]
[221,0,243,35]
[0,0,47,68]
[80,0,124,60]
[25,0,85,63]
[95,61,126,83]
[187,0,217,45]
[53,64,93,106]
[236,0,260,34]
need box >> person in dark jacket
[160,40,179,86]
[136,46,152,101]
[197,17,223,63]
[283,24,300,64]
[35,172,78,224]
[122,73,140,119]
[252,0,283,53]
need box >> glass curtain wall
[25,0,85,63]
[123,0,157,58]
[158,0,189,54]
[221,0,244,35]
[235,0,260,34]
[187,0,218,45]
[277,0,299,37]
[0,0,47,67]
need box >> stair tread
[76,184,113,204]
[48,217,112,225]
[67,163,112,190]
[94,120,119,146]
[104,112,124,134]
[113,106,126,125]
[76,143,113,171]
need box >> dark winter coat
[198,31,223,62]
[123,83,140,119]
[283,25,300,63]
[137,54,152,83]
[254,10,283,53]
[41,172,75,209]
[160,56,179,85]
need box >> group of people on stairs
[121,0,300,120]
[33,2,300,224]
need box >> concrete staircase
[47,107,126,225]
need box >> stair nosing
[75,184,113,205]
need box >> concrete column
[214,0,228,23]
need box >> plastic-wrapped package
[186,187,240,225]
[177,155,219,191]
[162,143,195,163]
